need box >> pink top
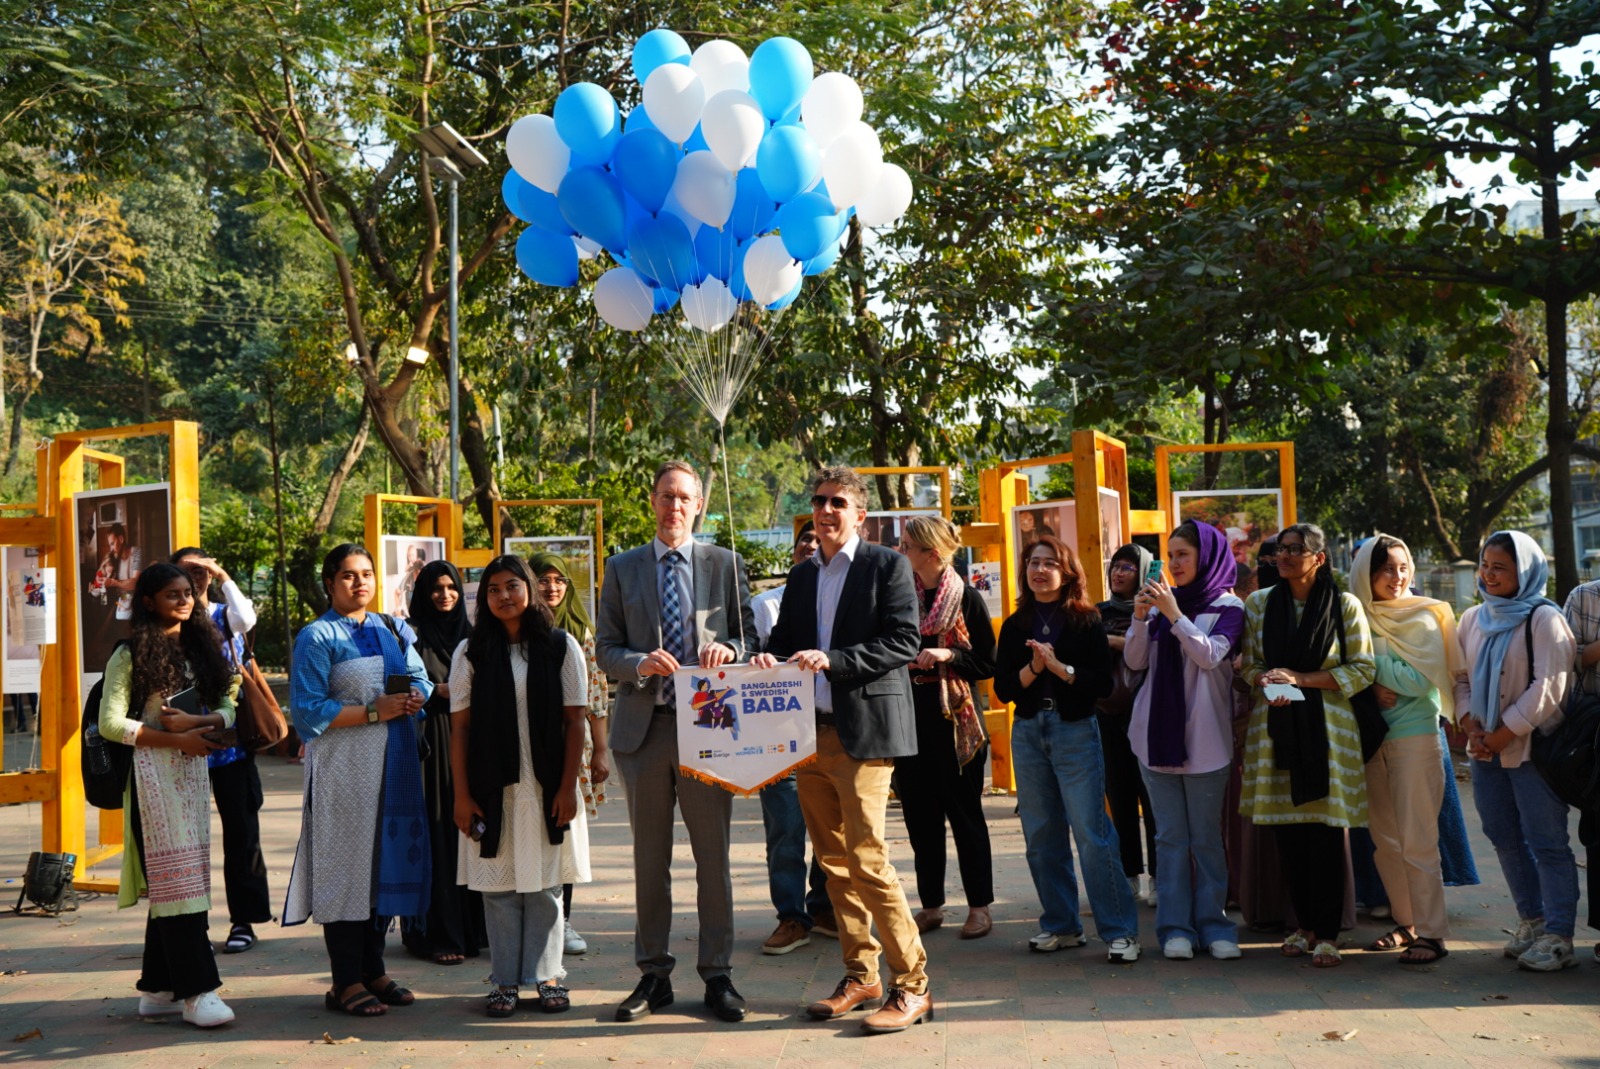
[1123,595,1244,775]
[1453,603,1573,769]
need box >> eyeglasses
[1109,562,1139,574]
[1278,544,1315,558]
[811,494,855,510]
[1027,558,1063,571]
[535,576,569,588]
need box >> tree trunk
[288,406,373,615]
[265,380,294,671]
[1547,294,1576,598]
[458,377,501,531]
[3,374,39,479]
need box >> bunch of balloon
[502,29,914,421]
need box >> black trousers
[1274,822,1345,942]
[209,754,272,925]
[324,917,389,992]
[138,911,220,1000]
[896,703,994,909]
[1099,710,1157,877]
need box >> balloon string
[717,417,748,659]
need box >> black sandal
[222,924,257,954]
[535,981,571,1013]
[1398,937,1449,965]
[1366,925,1416,952]
[365,977,415,1006]
[325,986,387,1016]
[486,987,517,1018]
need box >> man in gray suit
[595,460,756,1024]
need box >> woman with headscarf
[527,550,611,955]
[1125,522,1246,960]
[1349,535,1461,965]
[1097,543,1159,905]
[1454,530,1578,972]
[1238,523,1376,968]
[401,560,487,966]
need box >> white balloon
[661,187,702,239]
[681,277,738,332]
[593,267,654,332]
[691,40,750,97]
[642,64,706,145]
[743,235,802,307]
[701,90,766,171]
[506,114,571,194]
[673,151,736,228]
[801,72,864,150]
[572,235,604,261]
[854,162,914,227]
[820,121,883,211]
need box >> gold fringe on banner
[677,753,819,797]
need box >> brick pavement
[0,755,1596,1068]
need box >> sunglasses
[811,494,856,510]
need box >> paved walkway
[0,755,1596,1068]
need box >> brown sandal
[1366,925,1416,952]
[364,976,415,1006]
[325,985,386,1016]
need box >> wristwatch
[366,702,380,723]
[1065,665,1076,679]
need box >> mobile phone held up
[1145,559,1164,587]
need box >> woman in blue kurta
[285,544,433,1017]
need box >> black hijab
[1262,562,1342,807]
[1255,537,1281,592]
[407,560,471,662]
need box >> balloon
[694,225,740,282]
[729,239,755,301]
[767,275,804,311]
[557,166,627,253]
[743,234,801,306]
[623,106,657,136]
[554,83,622,164]
[820,121,883,210]
[802,72,864,150]
[728,167,778,240]
[613,128,680,214]
[774,191,840,262]
[593,267,654,331]
[855,162,914,227]
[802,233,844,276]
[756,125,821,204]
[682,277,739,331]
[573,236,603,261]
[748,37,813,121]
[643,64,706,145]
[776,102,804,128]
[701,90,766,171]
[515,226,579,287]
[653,285,680,313]
[628,213,699,290]
[684,124,710,154]
[660,186,703,240]
[632,28,690,86]
[503,171,574,234]
[506,114,571,195]
[691,40,750,97]
[672,150,736,228]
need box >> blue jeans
[1470,754,1578,937]
[760,772,830,927]
[1140,765,1237,949]
[1012,711,1139,942]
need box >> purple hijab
[1146,522,1239,767]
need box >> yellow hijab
[1350,535,1461,722]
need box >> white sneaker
[1106,936,1141,964]
[1162,937,1194,960]
[564,920,587,955]
[1209,940,1243,960]
[182,990,235,1028]
[1517,933,1578,972]
[1029,929,1086,952]
[1504,917,1546,959]
[138,991,181,1017]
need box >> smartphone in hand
[385,674,414,696]
[469,816,487,842]
[1145,559,1164,586]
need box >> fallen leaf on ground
[317,1032,360,1044]
[1483,994,1509,1001]
[1473,1033,1497,1040]
[11,1028,42,1042]
[1321,1030,1359,1042]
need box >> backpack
[81,641,133,810]
[1528,613,1600,813]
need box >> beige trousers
[1365,730,1451,938]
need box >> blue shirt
[289,610,432,741]
[812,534,860,714]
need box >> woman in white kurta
[450,554,590,1017]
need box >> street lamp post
[411,122,488,503]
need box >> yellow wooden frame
[362,494,466,613]
[1153,442,1297,562]
[489,499,607,590]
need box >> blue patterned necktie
[660,550,689,706]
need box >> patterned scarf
[915,566,985,767]
[368,619,432,927]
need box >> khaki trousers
[1365,731,1451,938]
[796,726,929,993]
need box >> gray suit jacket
[595,539,755,754]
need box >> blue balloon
[503,171,574,234]
[557,166,628,254]
[803,234,844,276]
[748,37,814,121]
[775,102,804,128]
[729,239,755,301]
[623,106,657,136]
[652,285,681,314]
[775,192,839,261]
[694,226,740,282]
[515,226,579,287]
[628,213,699,290]
[767,276,804,311]
[756,126,821,204]
[633,29,691,86]
[554,83,622,164]
[728,168,778,240]
[613,129,679,214]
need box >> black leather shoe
[615,975,673,1022]
[704,976,747,1022]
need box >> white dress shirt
[813,535,860,714]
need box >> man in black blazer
[753,465,932,1034]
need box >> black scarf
[466,626,570,856]
[1262,568,1341,807]
[408,560,471,662]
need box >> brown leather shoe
[805,976,883,1020]
[959,906,993,940]
[913,908,944,934]
[761,919,811,956]
[862,987,934,1034]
